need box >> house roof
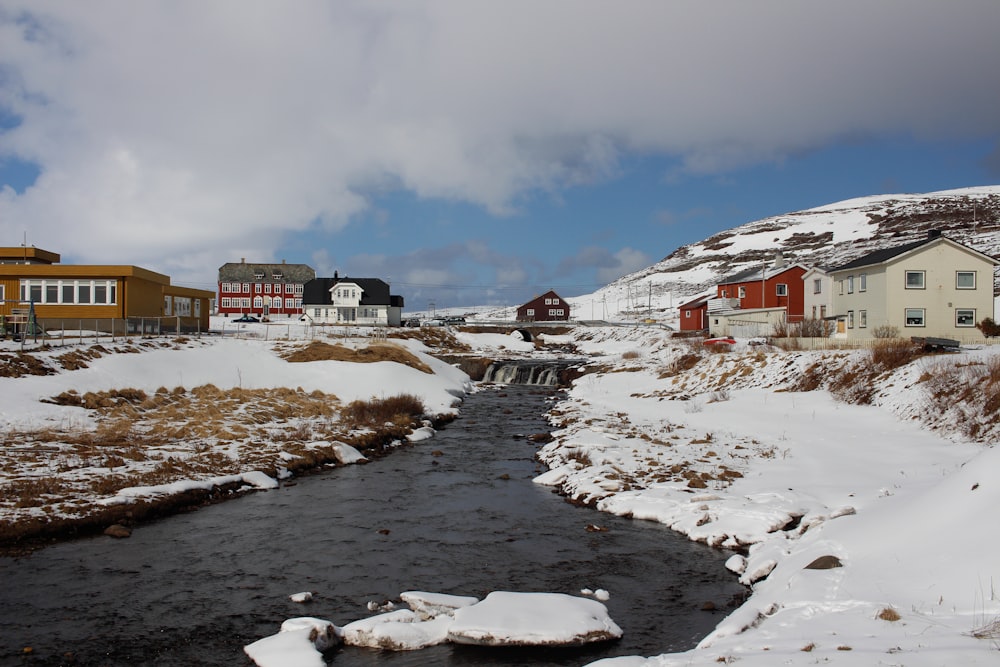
[717,263,807,285]
[302,277,398,306]
[678,293,713,309]
[518,290,564,309]
[829,233,999,273]
[218,261,315,282]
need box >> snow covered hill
[569,185,1000,323]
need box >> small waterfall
[482,360,576,386]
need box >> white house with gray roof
[828,231,997,341]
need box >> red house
[516,290,570,322]
[217,259,315,318]
[677,293,712,332]
[715,257,807,323]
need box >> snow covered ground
[2,320,999,665]
[533,327,1000,666]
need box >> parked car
[443,316,466,325]
[703,336,735,345]
[402,318,421,327]
[234,314,260,323]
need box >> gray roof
[829,233,998,272]
[218,262,315,283]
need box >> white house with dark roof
[828,230,997,341]
[301,273,404,326]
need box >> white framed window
[859,310,867,328]
[253,271,264,280]
[253,296,263,309]
[294,298,302,308]
[905,271,925,289]
[272,272,283,280]
[164,295,172,315]
[847,310,854,329]
[286,284,294,294]
[274,297,284,310]
[775,283,788,296]
[859,273,867,292]
[685,310,691,319]
[544,298,552,305]
[905,308,926,326]
[738,286,746,298]
[956,309,976,327]
[820,305,827,318]
[221,297,231,308]
[264,283,271,293]
[813,279,822,294]
[956,271,976,289]
[526,308,534,316]
[243,283,250,293]
[847,276,854,294]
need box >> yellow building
[0,247,214,335]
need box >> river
[0,384,745,666]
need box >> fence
[770,335,1000,351]
[1,317,208,350]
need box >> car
[234,314,260,323]
[402,318,421,327]
[443,316,466,325]
[703,336,736,345]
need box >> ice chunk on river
[447,591,622,646]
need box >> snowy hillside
[568,186,1000,323]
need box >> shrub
[799,318,834,338]
[977,317,1000,338]
[869,338,920,371]
[871,324,900,339]
[341,394,425,427]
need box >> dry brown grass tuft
[869,339,922,371]
[341,394,425,428]
[877,607,901,621]
[283,341,433,374]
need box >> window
[272,271,283,280]
[721,290,728,297]
[847,310,854,329]
[274,297,284,310]
[813,279,822,294]
[956,271,976,289]
[294,298,302,309]
[685,310,691,319]
[956,309,976,327]
[545,298,552,305]
[838,280,844,295]
[62,284,74,303]
[859,310,867,328]
[253,296,263,309]
[847,276,854,294]
[94,284,107,303]
[820,305,827,318]
[264,283,271,293]
[243,283,250,293]
[253,271,264,280]
[811,306,817,319]
[526,308,534,316]
[77,284,91,303]
[905,271,925,289]
[859,273,867,292]
[738,286,746,298]
[221,297,232,308]
[164,295,172,315]
[905,308,926,326]
[775,283,788,296]
[287,284,295,294]
[46,284,58,302]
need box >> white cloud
[0,1,997,286]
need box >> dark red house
[715,258,807,323]
[217,259,315,318]
[677,293,712,332]
[516,290,570,322]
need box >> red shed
[516,290,570,322]
[677,293,712,332]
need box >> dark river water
[0,384,745,666]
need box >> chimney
[928,229,942,239]
[334,270,339,280]
[772,250,786,269]
[241,258,245,264]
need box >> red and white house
[714,256,808,323]
[516,290,570,322]
[217,259,315,318]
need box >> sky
[1,1,999,311]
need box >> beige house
[828,231,997,341]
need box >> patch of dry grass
[341,393,426,428]
[283,340,433,374]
